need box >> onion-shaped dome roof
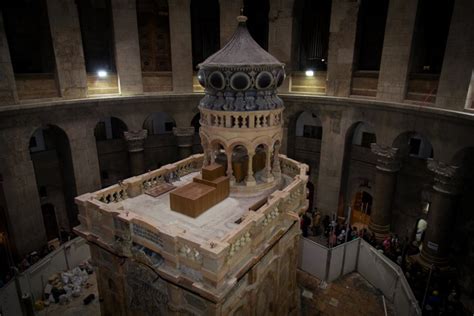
[197,15,285,112]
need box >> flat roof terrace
[120,172,289,243]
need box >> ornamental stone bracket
[371,143,401,172]
[172,127,195,147]
[124,129,148,152]
[427,159,461,195]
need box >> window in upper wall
[354,0,389,71]
[1,0,55,73]
[361,132,376,148]
[294,0,331,71]
[303,125,323,139]
[77,0,116,73]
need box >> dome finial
[237,7,248,23]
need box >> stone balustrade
[75,153,308,294]
[199,106,283,129]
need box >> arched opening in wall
[94,117,129,188]
[351,0,389,97]
[390,131,434,238]
[291,0,331,94]
[136,0,173,92]
[77,0,119,95]
[253,144,267,182]
[340,122,377,220]
[0,174,15,283]
[290,111,322,208]
[191,0,220,68]
[350,190,372,228]
[231,145,249,184]
[191,113,202,153]
[243,0,269,50]
[407,0,454,104]
[41,203,59,242]
[29,125,78,232]
[143,112,177,169]
[450,147,474,295]
[1,0,59,100]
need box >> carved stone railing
[75,153,308,296]
[199,106,283,129]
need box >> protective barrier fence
[299,237,421,316]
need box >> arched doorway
[191,113,202,153]
[29,125,78,230]
[41,203,59,241]
[351,190,373,227]
[94,117,129,187]
[143,112,177,168]
[231,145,249,184]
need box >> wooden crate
[170,182,215,218]
[202,163,225,181]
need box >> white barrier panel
[0,280,22,316]
[299,238,328,280]
[394,274,422,316]
[327,245,344,282]
[342,239,359,275]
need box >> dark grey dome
[197,16,285,112]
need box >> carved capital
[427,159,460,194]
[173,127,195,147]
[371,144,401,172]
[124,129,148,152]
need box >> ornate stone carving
[427,159,460,194]
[371,143,401,172]
[124,129,148,152]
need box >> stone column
[376,0,418,102]
[272,143,281,177]
[219,0,243,46]
[202,141,210,166]
[369,144,401,239]
[226,150,235,184]
[268,0,294,93]
[435,0,474,110]
[124,130,148,176]
[46,0,87,99]
[246,151,256,186]
[326,0,360,97]
[173,127,195,160]
[0,13,18,105]
[168,0,193,92]
[262,147,275,183]
[420,160,460,267]
[111,0,144,95]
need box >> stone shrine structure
[74,15,308,315]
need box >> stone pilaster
[0,13,17,105]
[124,130,148,176]
[377,0,418,102]
[420,160,460,267]
[169,0,193,92]
[326,0,359,97]
[268,0,294,93]
[111,0,143,95]
[46,0,87,98]
[369,144,401,239]
[219,0,243,46]
[435,0,474,110]
[173,127,195,160]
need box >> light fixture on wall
[305,69,314,77]
[97,70,108,78]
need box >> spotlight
[305,70,314,77]
[97,70,108,78]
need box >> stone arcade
[74,16,308,315]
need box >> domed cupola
[197,14,285,111]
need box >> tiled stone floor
[298,269,395,316]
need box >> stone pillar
[168,0,193,92]
[226,150,235,184]
[0,13,18,105]
[173,127,195,160]
[376,0,418,102]
[111,0,143,95]
[435,0,474,110]
[262,147,274,183]
[246,151,256,186]
[124,130,148,176]
[420,160,460,267]
[268,0,294,93]
[369,144,401,239]
[219,0,243,46]
[46,0,87,99]
[326,0,359,97]
[272,143,281,177]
